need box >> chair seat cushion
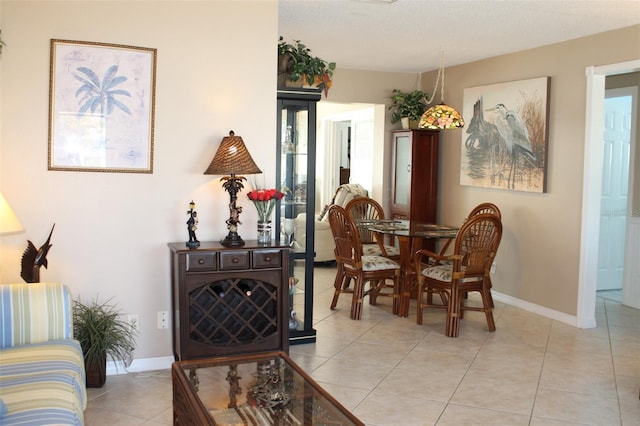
[421,264,482,283]
[362,244,400,257]
[345,255,400,271]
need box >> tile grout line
[527,311,554,425]
[603,298,625,426]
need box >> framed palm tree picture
[48,39,157,173]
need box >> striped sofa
[0,282,86,425]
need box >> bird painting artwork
[460,77,549,193]
[20,224,55,283]
[487,103,537,190]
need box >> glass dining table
[365,220,459,317]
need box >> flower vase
[257,221,272,245]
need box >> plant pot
[401,117,420,129]
[85,352,107,388]
[277,73,304,88]
[277,53,290,74]
[277,53,304,88]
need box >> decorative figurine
[186,201,200,248]
[250,360,290,408]
[226,365,242,409]
[21,223,55,283]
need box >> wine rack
[189,278,277,346]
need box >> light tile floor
[85,267,639,425]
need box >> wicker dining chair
[344,197,400,260]
[438,202,502,257]
[414,213,503,337]
[328,205,401,319]
[468,202,502,220]
[435,202,502,308]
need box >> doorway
[580,60,640,328]
[596,87,635,292]
[316,102,385,206]
[336,120,351,185]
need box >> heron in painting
[487,103,536,189]
[465,98,503,184]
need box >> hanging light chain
[424,51,445,105]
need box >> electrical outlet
[491,261,497,274]
[127,314,139,332]
[157,311,169,329]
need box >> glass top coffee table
[172,351,364,425]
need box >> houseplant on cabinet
[278,37,336,96]
[389,89,429,129]
[73,297,136,388]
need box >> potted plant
[278,37,336,96]
[389,89,429,129]
[73,297,136,388]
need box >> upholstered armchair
[294,183,369,262]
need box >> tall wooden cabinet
[390,129,439,248]
[276,88,320,345]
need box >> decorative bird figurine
[20,224,55,283]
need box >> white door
[597,88,632,290]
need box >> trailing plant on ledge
[278,36,336,96]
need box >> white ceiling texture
[278,0,640,73]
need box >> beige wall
[419,25,640,315]
[1,0,638,360]
[0,1,278,359]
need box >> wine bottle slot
[238,283,252,296]
[211,285,225,297]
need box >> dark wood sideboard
[169,241,290,360]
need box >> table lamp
[204,131,262,247]
[0,192,24,235]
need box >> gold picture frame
[48,39,157,173]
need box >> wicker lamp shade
[204,131,262,176]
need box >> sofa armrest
[0,283,73,348]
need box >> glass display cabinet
[276,88,321,345]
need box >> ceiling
[278,0,640,74]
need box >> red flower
[247,189,285,202]
[247,188,286,221]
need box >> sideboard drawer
[253,250,282,269]
[186,253,216,271]
[219,251,250,270]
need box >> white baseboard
[106,355,174,376]
[106,293,596,375]
[492,290,596,328]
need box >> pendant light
[419,51,465,130]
